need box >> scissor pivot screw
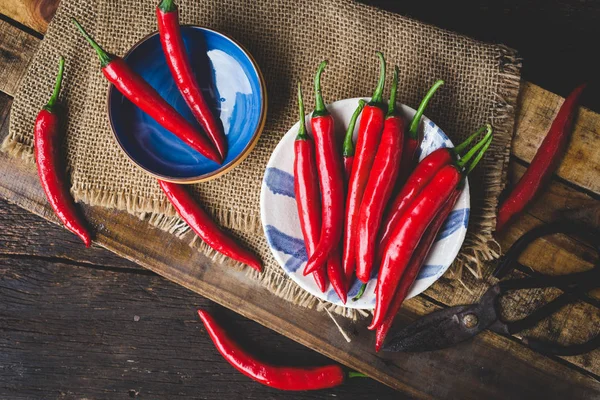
[462,313,478,329]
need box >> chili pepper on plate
[294,83,327,292]
[156,0,227,159]
[197,309,366,390]
[369,129,493,330]
[159,180,262,271]
[302,62,346,283]
[496,83,586,232]
[340,52,386,283]
[72,18,222,164]
[356,66,404,284]
[34,56,92,247]
[342,100,367,181]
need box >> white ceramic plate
[260,98,469,309]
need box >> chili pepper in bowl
[342,100,367,180]
[156,0,227,159]
[72,18,221,164]
[341,52,386,283]
[356,66,404,284]
[302,61,345,277]
[34,57,92,247]
[197,309,366,390]
[496,83,586,232]
[369,130,493,330]
[294,83,327,292]
[159,180,262,271]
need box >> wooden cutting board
[1,3,600,398]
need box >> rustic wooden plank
[0,19,39,97]
[0,0,57,34]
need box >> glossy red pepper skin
[377,148,454,262]
[343,156,354,181]
[159,180,262,271]
[496,83,586,232]
[72,19,221,164]
[198,309,346,390]
[327,248,347,303]
[375,187,461,351]
[369,165,461,330]
[156,1,227,159]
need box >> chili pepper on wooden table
[340,52,386,283]
[356,66,404,284]
[156,0,227,159]
[342,99,367,181]
[496,83,586,232]
[158,180,262,271]
[369,131,493,330]
[294,83,327,292]
[72,18,222,164]
[197,309,366,390]
[302,61,346,276]
[34,56,92,247]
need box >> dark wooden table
[1,1,599,399]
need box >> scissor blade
[383,304,489,352]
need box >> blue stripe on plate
[264,167,295,198]
[436,208,470,241]
[417,264,444,279]
[264,225,306,273]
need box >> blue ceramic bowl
[108,26,266,183]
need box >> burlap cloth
[4,0,520,318]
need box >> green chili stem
[348,371,368,378]
[456,124,492,169]
[158,0,177,13]
[72,18,112,68]
[466,133,493,175]
[386,66,399,117]
[369,52,386,105]
[296,82,309,140]
[342,100,367,157]
[352,283,367,301]
[313,61,329,117]
[44,56,65,111]
[453,124,489,155]
[408,80,444,139]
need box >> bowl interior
[108,26,264,181]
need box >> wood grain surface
[1,1,600,399]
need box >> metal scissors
[383,221,600,356]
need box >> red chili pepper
[374,187,461,351]
[159,180,262,271]
[35,57,92,247]
[294,83,327,292]
[197,309,366,390]
[369,133,493,330]
[327,247,347,303]
[72,18,221,164]
[496,83,586,232]
[341,52,386,282]
[342,100,367,181]
[156,0,227,159]
[302,61,345,276]
[397,80,444,184]
[356,67,404,283]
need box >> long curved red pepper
[341,52,386,282]
[496,83,586,232]
[369,133,493,330]
[72,19,221,164]
[156,0,227,159]
[375,187,461,351]
[294,83,327,292]
[159,180,262,271]
[35,57,92,247]
[356,67,404,283]
[197,310,365,390]
[342,100,367,181]
[303,62,345,277]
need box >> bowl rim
[106,25,268,184]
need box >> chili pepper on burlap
[356,66,404,283]
[159,180,262,271]
[34,57,92,247]
[369,131,493,330]
[156,0,227,159]
[342,100,367,181]
[197,309,366,390]
[341,52,386,282]
[496,83,586,232]
[294,83,327,292]
[72,18,221,164]
[303,61,345,276]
